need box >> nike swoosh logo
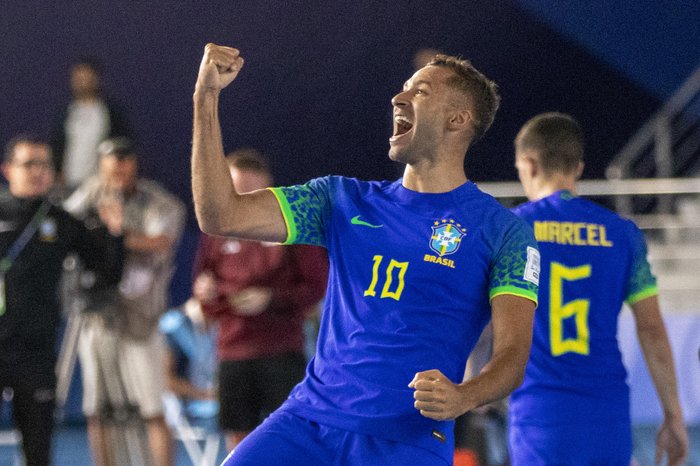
[351,215,383,228]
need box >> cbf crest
[429,220,466,256]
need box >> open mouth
[392,115,413,139]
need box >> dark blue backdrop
[1,0,682,304]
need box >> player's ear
[518,152,539,179]
[448,109,471,132]
[528,156,540,178]
[575,161,584,180]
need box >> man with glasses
[0,134,124,465]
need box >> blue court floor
[0,423,698,465]
[0,423,229,466]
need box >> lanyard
[0,199,52,315]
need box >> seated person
[159,298,218,426]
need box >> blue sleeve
[268,176,332,246]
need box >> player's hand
[228,287,272,316]
[655,416,688,466]
[195,43,244,94]
[409,369,466,421]
[193,272,218,304]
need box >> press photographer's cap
[98,137,135,159]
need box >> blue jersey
[510,190,657,427]
[269,176,539,461]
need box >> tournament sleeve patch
[524,246,540,286]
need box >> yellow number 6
[550,262,591,356]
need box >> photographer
[0,134,124,465]
[64,137,185,466]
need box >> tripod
[55,256,152,466]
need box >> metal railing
[604,64,700,215]
[478,178,700,313]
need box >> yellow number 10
[363,255,408,301]
[549,262,591,356]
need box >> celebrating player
[192,43,540,465]
[509,112,688,466]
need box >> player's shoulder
[314,175,396,197]
[467,184,534,241]
[516,192,642,235]
[470,183,526,225]
[576,196,640,231]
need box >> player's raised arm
[192,43,287,242]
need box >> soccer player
[192,43,540,465]
[509,112,688,466]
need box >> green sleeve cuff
[489,286,538,306]
[626,286,658,306]
[268,187,296,245]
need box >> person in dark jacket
[0,134,124,465]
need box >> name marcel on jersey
[534,221,614,247]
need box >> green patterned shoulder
[489,219,540,304]
[625,220,658,304]
[268,180,328,246]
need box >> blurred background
[1,0,698,303]
[0,1,698,464]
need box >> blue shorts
[509,422,631,466]
[222,411,450,466]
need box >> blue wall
[516,0,700,99]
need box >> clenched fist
[195,43,245,94]
[409,369,467,421]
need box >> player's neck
[529,177,577,200]
[402,161,467,193]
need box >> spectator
[0,134,124,465]
[159,297,218,425]
[193,148,328,451]
[64,136,185,466]
[49,57,131,193]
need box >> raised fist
[195,43,245,94]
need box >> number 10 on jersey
[363,255,409,301]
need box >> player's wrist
[193,87,220,104]
[663,409,684,423]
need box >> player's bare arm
[631,296,688,466]
[410,294,535,420]
[192,43,287,242]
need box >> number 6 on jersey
[550,262,591,356]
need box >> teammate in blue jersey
[509,112,688,466]
[191,43,540,465]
